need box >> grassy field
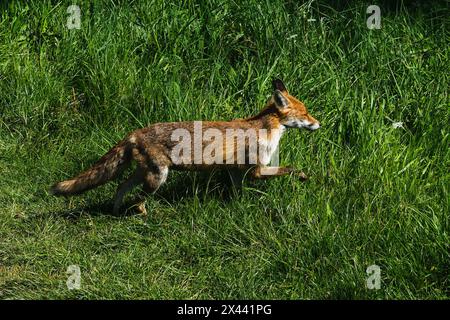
[0,0,448,299]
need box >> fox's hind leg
[113,169,144,215]
[116,142,171,215]
[112,165,169,216]
[130,165,169,216]
[125,166,169,215]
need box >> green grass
[0,0,448,299]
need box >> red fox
[51,79,320,215]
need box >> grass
[0,0,448,299]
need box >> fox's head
[270,79,320,131]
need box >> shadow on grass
[156,169,247,204]
[48,200,119,220]
[47,170,251,220]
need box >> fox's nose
[308,122,321,130]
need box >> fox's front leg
[250,165,308,181]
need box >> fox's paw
[123,201,147,216]
[136,202,148,216]
[284,166,308,181]
[295,171,308,181]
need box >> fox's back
[129,118,281,169]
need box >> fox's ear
[273,90,289,108]
[272,79,287,92]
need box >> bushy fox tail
[50,139,132,196]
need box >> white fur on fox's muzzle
[307,122,320,130]
[284,118,320,130]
